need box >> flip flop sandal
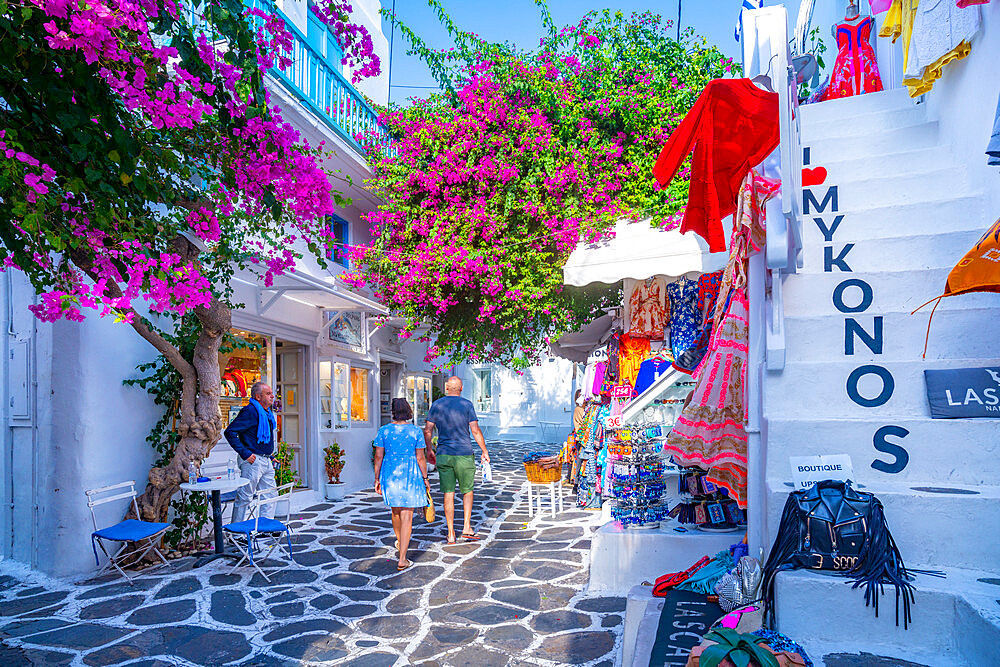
[397,560,412,571]
[461,533,482,541]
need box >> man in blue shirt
[224,381,278,522]
[424,376,490,544]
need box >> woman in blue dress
[373,398,429,570]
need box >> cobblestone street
[0,442,623,666]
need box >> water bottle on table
[227,458,236,481]
[188,461,196,485]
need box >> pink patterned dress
[665,289,750,506]
[820,16,884,101]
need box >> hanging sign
[925,367,1000,418]
[789,454,854,490]
[603,413,623,430]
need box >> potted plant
[324,443,346,500]
[686,629,783,667]
[273,441,299,516]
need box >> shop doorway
[276,342,307,487]
[379,361,402,426]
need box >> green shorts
[437,454,476,494]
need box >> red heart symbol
[802,167,827,187]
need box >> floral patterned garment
[628,276,668,339]
[820,16,884,101]
[665,288,751,506]
[618,334,651,389]
[666,277,700,360]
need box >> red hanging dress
[652,78,779,253]
[819,16,884,101]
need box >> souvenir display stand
[588,368,742,594]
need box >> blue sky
[379,0,845,104]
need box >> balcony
[240,0,393,158]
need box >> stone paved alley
[0,442,623,666]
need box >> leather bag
[763,480,920,628]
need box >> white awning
[548,314,614,363]
[251,271,389,315]
[563,218,731,287]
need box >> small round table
[180,477,250,566]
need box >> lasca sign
[925,367,1000,418]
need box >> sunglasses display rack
[607,426,671,527]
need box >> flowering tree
[0,0,379,522]
[350,5,733,368]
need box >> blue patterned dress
[667,277,700,359]
[374,424,428,508]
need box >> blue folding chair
[86,481,170,583]
[222,483,295,581]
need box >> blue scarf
[249,398,276,446]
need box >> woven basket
[524,454,562,483]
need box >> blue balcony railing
[236,0,394,157]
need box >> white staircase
[765,88,1000,665]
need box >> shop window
[473,368,493,413]
[350,367,370,423]
[406,375,432,426]
[220,330,270,431]
[320,360,370,429]
[330,214,349,268]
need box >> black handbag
[763,480,921,628]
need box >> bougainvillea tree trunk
[129,299,231,523]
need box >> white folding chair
[86,481,170,583]
[222,482,295,581]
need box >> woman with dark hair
[373,398,429,570]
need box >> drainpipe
[746,251,768,559]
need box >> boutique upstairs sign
[804,150,910,475]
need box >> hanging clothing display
[606,333,621,384]
[581,362,598,402]
[819,16,884,101]
[577,403,608,510]
[879,0,920,73]
[592,361,608,396]
[618,334,651,388]
[634,356,673,396]
[628,276,668,339]
[652,78,779,253]
[667,277,700,361]
[665,289,751,506]
[714,171,778,327]
[902,1,981,97]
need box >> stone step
[773,567,1000,667]
[781,308,1000,362]
[763,417,1000,487]
[799,88,917,124]
[805,121,940,165]
[800,103,928,142]
[781,267,998,316]
[800,229,985,274]
[764,357,1000,419]
[800,167,973,218]
[766,481,1000,572]
[813,144,958,183]
[797,193,987,241]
